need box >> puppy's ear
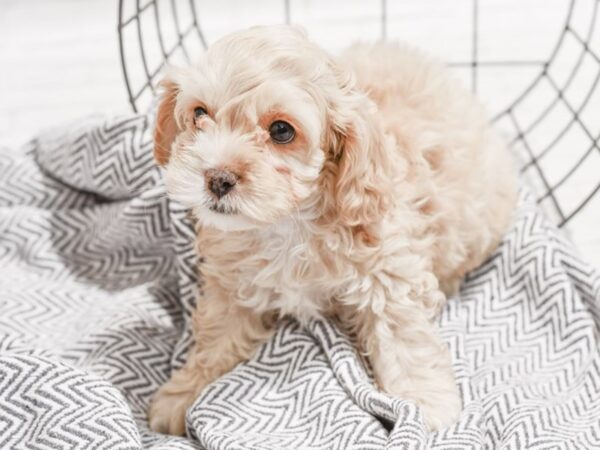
[321,91,392,228]
[154,78,180,166]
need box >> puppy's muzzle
[205,168,238,199]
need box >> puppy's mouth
[208,202,238,215]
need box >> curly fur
[148,25,517,435]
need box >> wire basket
[117,0,600,232]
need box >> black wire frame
[118,0,207,110]
[117,0,600,227]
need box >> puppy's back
[341,42,517,294]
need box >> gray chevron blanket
[1,114,600,450]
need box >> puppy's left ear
[153,78,180,166]
[321,87,393,228]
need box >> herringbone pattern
[1,114,599,449]
[0,355,141,450]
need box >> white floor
[1,0,598,268]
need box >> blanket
[1,114,599,450]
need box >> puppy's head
[155,26,390,232]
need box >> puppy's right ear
[154,78,180,166]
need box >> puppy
[148,25,516,435]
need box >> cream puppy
[148,25,516,435]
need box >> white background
[1,0,598,268]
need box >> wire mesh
[117,0,600,228]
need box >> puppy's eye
[269,120,295,144]
[194,106,208,119]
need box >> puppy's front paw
[384,379,462,431]
[412,384,462,431]
[148,370,207,435]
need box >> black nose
[206,169,238,199]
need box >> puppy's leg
[149,294,274,435]
[342,273,461,431]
